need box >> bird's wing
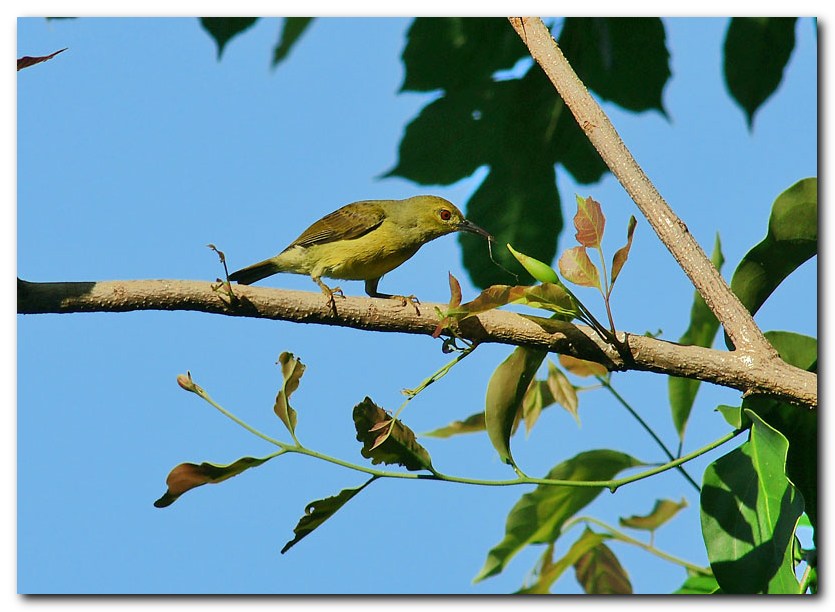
[288,201,387,248]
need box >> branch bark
[18,279,817,408]
[507,17,778,358]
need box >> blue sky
[15,14,817,596]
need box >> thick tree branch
[18,279,816,408]
[508,17,778,358]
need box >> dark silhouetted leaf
[461,161,562,288]
[573,195,606,249]
[17,48,67,71]
[730,178,816,336]
[272,17,313,67]
[619,497,688,532]
[558,17,670,114]
[475,450,644,581]
[669,234,724,440]
[281,478,375,554]
[154,456,272,508]
[273,352,305,439]
[400,17,528,93]
[610,215,637,289]
[518,528,609,594]
[559,354,609,378]
[724,18,797,128]
[700,410,804,593]
[574,539,633,594]
[200,17,259,59]
[559,246,601,289]
[484,346,547,468]
[353,398,433,471]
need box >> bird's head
[400,195,493,243]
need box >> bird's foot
[390,294,421,315]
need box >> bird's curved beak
[456,219,493,241]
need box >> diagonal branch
[507,17,778,358]
[17,279,816,408]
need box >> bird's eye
[439,209,452,221]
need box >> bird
[228,195,492,311]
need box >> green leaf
[400,17,528,93]
[273,352,305,440]
[723,18,797,128]
[352,398,433,471]
[558,246,601,289]
[674,572,721,594]
[475,450,644,581]
[153,456,272,508]
[272,17,313,67]
[764,330,817,372]
[572,195,606,249]
[558,17,671,114]
[518,528,608,594]
[281,478,374,554]
[506,243,559,284]
[461,162,562,288]
[619,498,688,532]
[700,410,804,593]
[715,403,750,430]
[669,234,724,440]
[574,539,633,594]
[730,179,816,330]
[484,347,547,469]
[200,17,259,59]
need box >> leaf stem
[596,375,701,493]
[564,515,711,576]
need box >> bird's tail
[228,258,282,285]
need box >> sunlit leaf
[352,398,433,471]
[521,380,550,435]
[546,360,579,424]
[559,246,601,289]
[730,178,817,329]
[200,17,259,59]
[700,410,804,593]
[574,539,632,594]
[281,478,374,554]
[573,195,605,248]
[447,272,462,308]
[272,17,313,67]
[273,352,305,439]
[724,18,797,128]
[17,48,67,71]
[484,347,547,468]
[153,456,272,508]
[619,498,688,532]
[518,528,609,594]
[674,572,720,594]
[610,215,637,288]
[559,354,609,378]
[475,450,644,582]
[669,234,724,440]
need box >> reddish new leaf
[574,540,633,594]
[154,456,271,508]
[559,246,601,289]
[447,272,462,308]
[546,360,580,424]
[559,354,609,378]
[17,48,67,71]
[573,195,606,248]
[610,215,637,290]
